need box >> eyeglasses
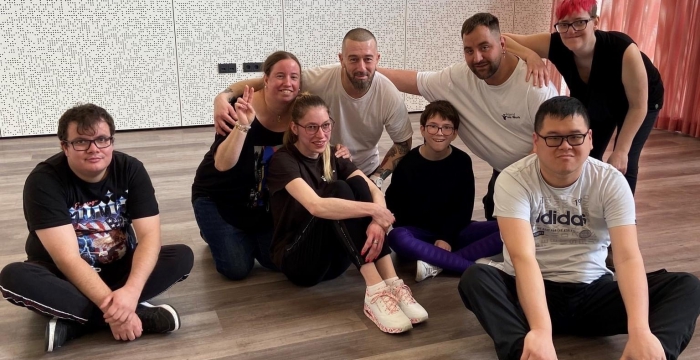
[296,119,334,135]
[424,124,455,136]
[62,136,114,151]
[554,18,592,33]
[536,132,588,147]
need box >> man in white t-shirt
[213,29,413,185]
[458,96,700,360]
[379,13,558,220]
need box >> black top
[548,30,664,126]
[267,144,357,267]
[385,145,475,245]
[23,151,159,266]
[191,118,284,231]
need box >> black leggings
[280,176,391,287]
[0,244,193,325]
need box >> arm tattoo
[378,139,412,173]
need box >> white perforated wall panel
[0,0,180,137]
[174,0,284,126]
[514,0,553,35]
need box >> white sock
[366,281,388,296]
[384,276,400,286]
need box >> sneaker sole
[45,318,57,352]
[408,314,429,325]
[140,302,180,332]
[363,304,412,334]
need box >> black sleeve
[439,152,475,243]
[336,155,359,180]
[267,149,302,195]
[384,152,413,226]
[124,157,159,219]
[23,170,71,232]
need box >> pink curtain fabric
[598,0,661,59]
[654,0,700,137]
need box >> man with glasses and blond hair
[0,103,194,352]
[458,96,700,360]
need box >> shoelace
[369,290,400,314]
[393,284,417,305]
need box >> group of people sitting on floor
[2,2,700,359]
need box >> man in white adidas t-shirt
[213,29,413,185]
[379,13,558,220]
[459,96,700,360]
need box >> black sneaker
[136,302,181,333]
[45,317,84,352]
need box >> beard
[468,57,500,80]
[344,68,374,91]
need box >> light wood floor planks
[1,114,700,359]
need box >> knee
[672,273,700,301]
[214,254,254,281]
[0,262,32,291]
[459,264,495,297]
[161,244,195,278]
[323,180,355,200]
[346,175,371,196]
[387,227,411,247]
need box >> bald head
[342,28,377,52]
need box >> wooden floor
[1,114,700,359]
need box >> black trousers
[281,176,392,287]
[482,169,500,221]
[459,264,700,360]
[588,109,660,194]
[0,244,194,325]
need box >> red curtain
[654,0,700,137]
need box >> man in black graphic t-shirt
[0,104,194,352]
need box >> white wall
[0,0,551,137]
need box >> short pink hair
[555,0,597,20]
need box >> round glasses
[554,18,593,33]
[296,119,334,135]
[62,136,114,151]
[424,124,455,136]
[536,133,588,147]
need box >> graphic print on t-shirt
[70,190,132,266]
[533,195,598,246]
[249,145,282,210]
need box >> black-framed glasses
[62,136,114,151]
[296,119,334,135]
[424,124,455,136]
[554,18,593,33]
[536,132,588,147]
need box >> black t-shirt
[23,151,159,266]
[267,144,357,266]
[191,118,284,231]
[548,30,664,127]
[385,145,475,244]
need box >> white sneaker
[476,258,505,271]
[415,260,442,282]
[363,288,413,334]
[389,279,429,324]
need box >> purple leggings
[387,222,502,273]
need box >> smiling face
[534,113,592,187]
[263,58,301,104]
[420,115,458,154]
[462,25,504,81]
[292,106,333,158]
[62,120,114,183]
[339,39,379,92]
[557,9,598,53]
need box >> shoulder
[502,154,539,180]
[303,64,340,81]
[372,71,403,95]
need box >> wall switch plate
[242,62,263,72]
[218,63,237,73]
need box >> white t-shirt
[417,60,558,172]
[494,154,636,284]
[303,64,413,175]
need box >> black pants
[483,169,500,221]
[0,244,194,325]
[589,109,660,194]
[281,176,392,287]
[458,265,700,360]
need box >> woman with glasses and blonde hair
[266,93,428,334]
[503,0,664,195]
[191,51,302,281]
